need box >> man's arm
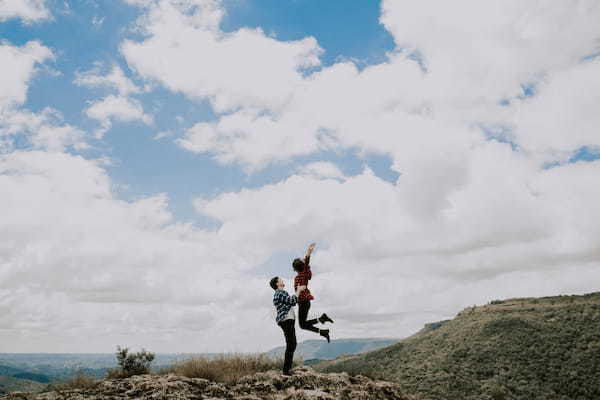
[284,291,298,307]
[288,293,298,307]
[276,289,300,307]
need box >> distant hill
[316,292,600,400]
[0,364,52,386]
[265,338,399,361]
[0,376,46,395]
[0,353,220,382]
[0,366,28,378]
[10,373,50,384]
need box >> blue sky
[1,0,398,224]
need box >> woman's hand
[306,243,316,256]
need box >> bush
[106,345,155,379]
[159,353,301,384]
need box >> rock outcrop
[0,366,418,400]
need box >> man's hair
[292,258,305,272]
[269,276,279,290]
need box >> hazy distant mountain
[265,338,400,361]
[0,376,46,395]
[317,292,600,400]
[0,352,222,382]
[0,366,28,378]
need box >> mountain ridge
[316,291,600,400]
[265,337,400,362]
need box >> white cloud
[509,58,600,161]
[0,41,53,108]
[0,150,274,352]
[120,0,600,174]
[0,41,87,151]
[121,0,322,114]
[75,64,141,96]
[153,130,171,140]
[0,0,51,23]
[75,64,153,137]
[85,95,153,138]
[91,16,105,28]
[0,108,86,152]
[296,161,345,181]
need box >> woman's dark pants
[278,319,297,374]
[298,300,320,333]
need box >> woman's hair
[292,258,305,272]
[269,276,279,290]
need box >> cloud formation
[0,40,85,152]
[121,0,600,171]
[2,0,600,353]
[75,64,153,138]
[0,0,50,24]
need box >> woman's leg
[298,300,320,333]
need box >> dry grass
[157,353,302,384]
[47,371,100,391]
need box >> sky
[1,0,600,353]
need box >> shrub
[107,345,155,379]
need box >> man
[270,276,305,376]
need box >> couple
[269,243,334,376]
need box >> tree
[110,345,155,378]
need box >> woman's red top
[294,255,315,301]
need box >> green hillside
[316,292,600,400]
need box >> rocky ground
[0,366,420,400]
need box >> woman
[293,242,334,342]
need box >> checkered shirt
[273,289,298,324]
[294,255,314,301]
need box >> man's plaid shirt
[273,289,298,324]
[294,255,315,302]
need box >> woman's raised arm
[305,242,316,261]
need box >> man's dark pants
[278,319,297,374]
[298,300,320,333]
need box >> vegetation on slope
[317,292,600,400]
[0,376,46,395]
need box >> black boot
[319,329,330,343]
[318,313,334,324]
